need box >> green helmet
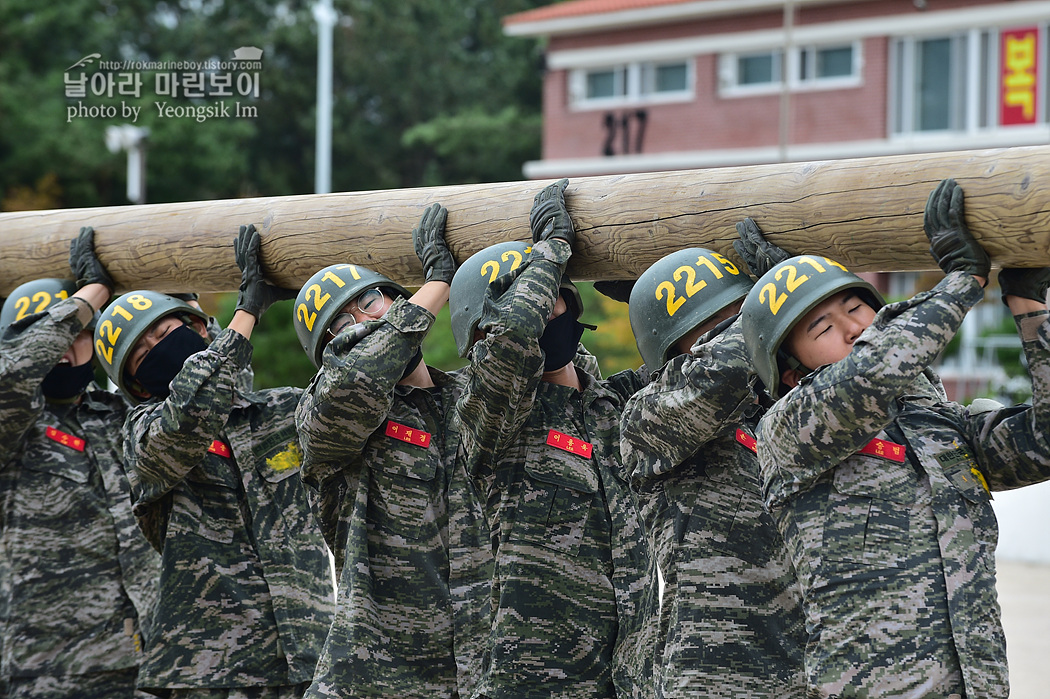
[293,263,410,368]
[629,248,752,368]
[740,255,884,399]
[449,241,586,357]
[95,290,208,402]
[449,242,531,357]
[1,279,79,332]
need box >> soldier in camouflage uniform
[742,178,1050,698]
[618,235,806,698]
[101,225,333,698]
[293,204,491,698]
[0,228,160,698]
[453,179,657,699]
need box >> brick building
[505,0,1050,179]
[504,0,1049,400]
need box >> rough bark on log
[1,144,1048,296]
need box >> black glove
[234,224,295,319]
[923,178,990,279]
[593,280,635,304]
[412,203,455,284]
[529,178,575,246]
[69,226,115,289]
[998,267,1050,305]
[733,217,791,278]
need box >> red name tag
[735,428,757,454]
[546,429,592,459]
[385,420,432,448]
[858,437,906,463]
[208,440,231,458]
[46,426,85,452]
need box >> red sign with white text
[1001,27,1040,126]
[46,426,85,452]
[385,420,432,449]
[546,429,593,459]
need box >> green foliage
[403,106,543,186]
[331,0,547,190]
[215,294,319,389]
[422,304,468,373]
[577,283,644,375]
[2,0,553,384]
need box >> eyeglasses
[327,313,356,339]
[326,288,386,340]
[350,288,385,316]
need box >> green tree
[576,283,644,376]
[214,294,319,389]
[1,0,555,386]
[329,0,548,190]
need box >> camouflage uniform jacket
[123,328,333,691]
[758,271,1050,698]
[457,239,657,699]
[0,297,159,680]
[295,297,491,698]
[619,318,806,698]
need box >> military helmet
[740,255,884,399]
[629,248,752,368]
[1,278,80,332]
[449,241,586,357]
[293,263,410,368]
[95,290,209,401]
[449,242,531,357]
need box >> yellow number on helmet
[481,260,500,283]
[127,294,152,311]
[296,303,317,332]
[13,296,30,321]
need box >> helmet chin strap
[778,348,813,379]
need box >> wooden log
[1,144,1049,296]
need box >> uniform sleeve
[123,328,249,511]
[759,271,985,507]
[600,366,650,406]
[295,298,434,489]
[963,308,1050,489]
[0,298,91,466]
[620,319,753,481]
[456,238,571,474]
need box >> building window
[571,59,692,108]
[890,32,996,135]
[801,45,855,81]
[719,42,860,95]
[891,27,1050,136]
[645,61,688,94]
[737,51,781,86]
[585,67,627,100]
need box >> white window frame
[719,41,862,97]
[889,32,971,135]
[793,42,863,89]
[570,58,694,110]
[721,49,783,94]
[883,27,1049,137]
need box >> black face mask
[539,309,586,372]
[133,324,209,399]
[42,361,95,400]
